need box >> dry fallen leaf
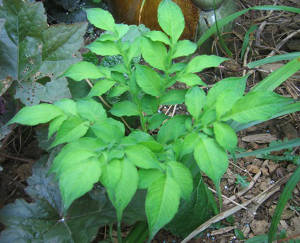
[250,220,269,235]
[242,134,277,144]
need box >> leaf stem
[109,223,113,242]
[216,181,223,211]
[117,221,122,243]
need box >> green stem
[216,181,223,211]
[138,106,147,132]
[109,223,114,242]
[123,54,147,132]
[117,221,122,243]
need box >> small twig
[208,187,248,210]
[229,161,252,178]
[211,226,236,236]
[85,79,111,109]
[171,104,177,117]
[164,105,173,116]
[181,173,291,243]
[85,79,132,131]
[224,170,261,205]
[267,29,300,57]
[255,21,267,47]
[138,0,146,25]
[0,152,35,163]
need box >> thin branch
[0,152,35,163]
[208,187,248,210]
[181,173,291,243]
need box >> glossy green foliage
[6,0,300,241]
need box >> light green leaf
[181,132,200,157]
[112,159,138,221]
[88,79,116,97]
[86,8,115,32]
[110,101,139,117]
[173,40,197,59]
[76,98,106,122]
[177,73,207,86]
[141,95,159,115]
[138,169,165,189]
[216,89,242,119]
[97,32,118,42]
[252,57,300,92]
[51,116,90,147]
[141,38,168,70]
[169,63,187,74]
[185,86,206,120]
[108,85,128,97]
[64,61,104,81]
[115,24,129,39]
[51,149,97,176]
[148,113,168,130]
[48,115,67,139]
[92,118,125,143]
[8,104,63,126]
[145,31,171,45]
[88,41,120,56]
[213,122,237,151]
[157,116,187,144]
[125,144,161,169]
[186,55,227,73]
[100,160,122,190]
[160,89,186,105]
[146,175,181,239]
[206,76,247,110]
[167,161,193,200]
[60,157,102,209]
[127,37,142,62]
[135,65,164,97]
[194,136,228,184]
[157,0,185,42]
[222,91,293,123]
[107,148,124,161]
[50,137,104,175]
[140,141,164,153]
[54,98,77,116]
[200,109,217,126]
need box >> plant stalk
[117,221,122,243]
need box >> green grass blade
[230,102,300,132]
[233,138,300,159]
[247,52,300,68]
[268,166,300,243]
[240,25,258,60]
[252,57,300,92]
[197,5,300,48]
[213,6,232,57]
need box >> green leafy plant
[4,0,300,242]
[0,0,86,104]
[0,155,145,242]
